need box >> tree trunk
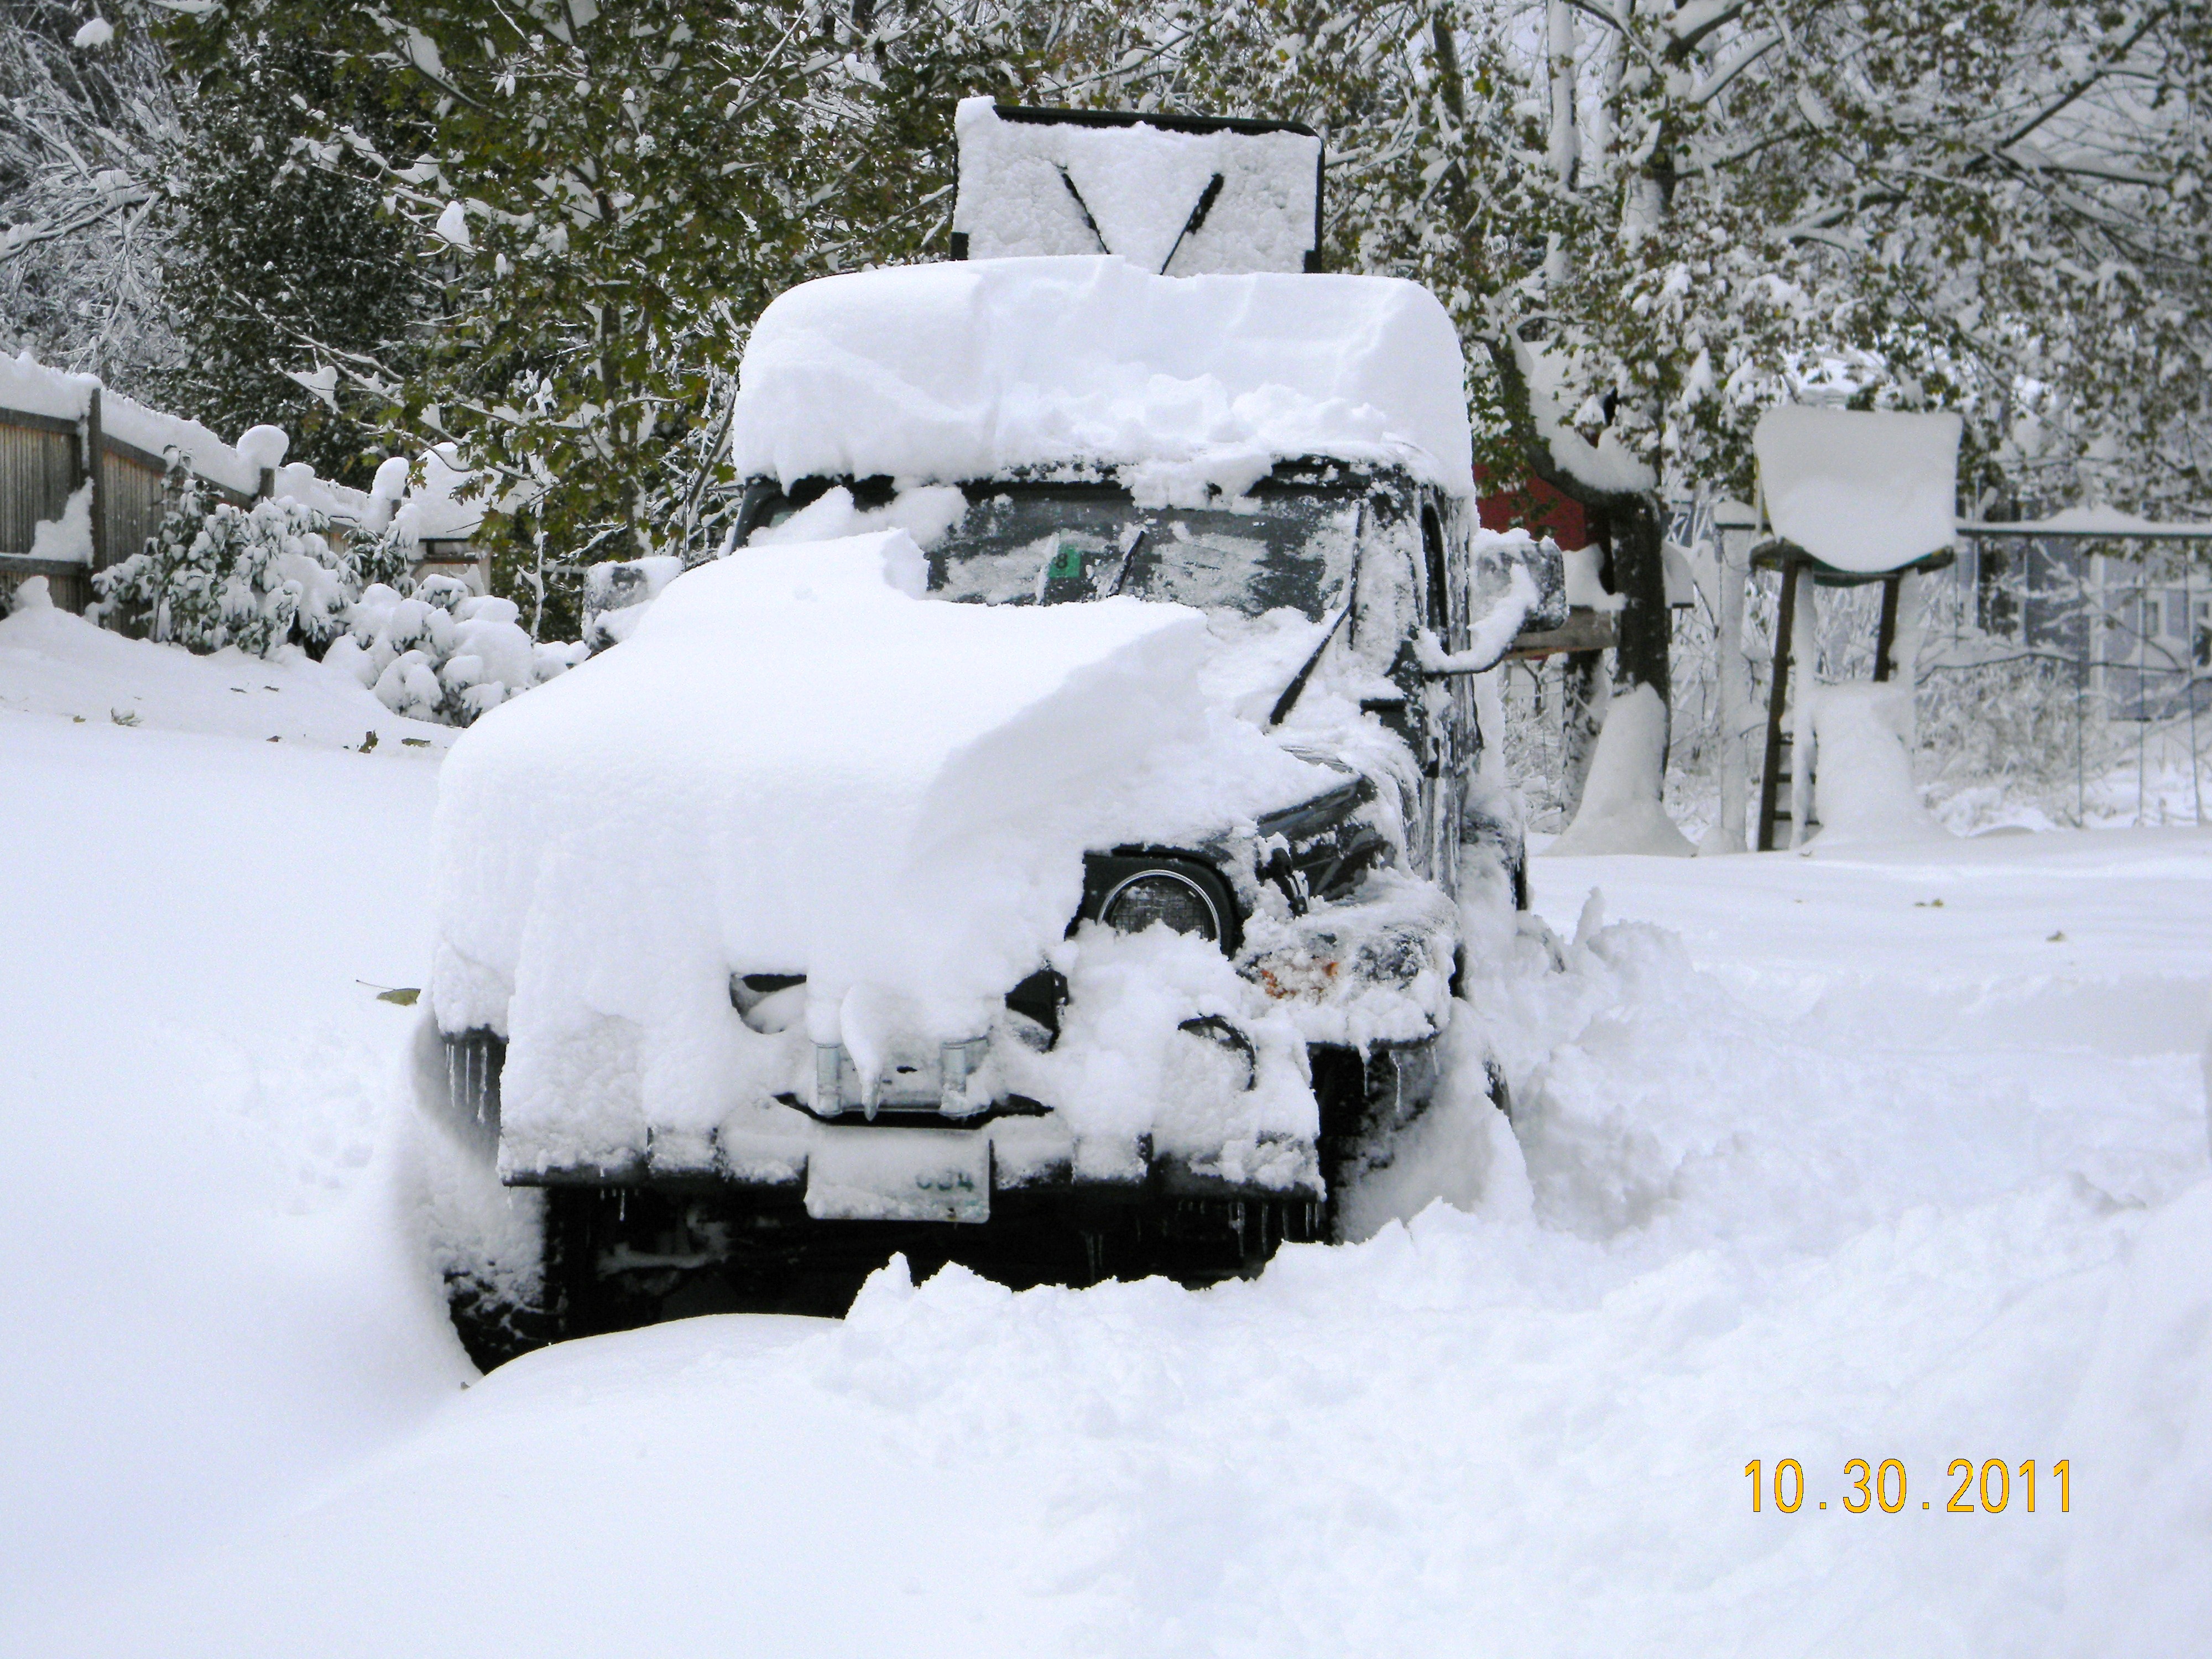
[1559,648,1608,817]
[1477,339,1677,812]
[1702,519,1751,853]
[1606,494,1673,768]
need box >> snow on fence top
[0,349,371,519]
[1754,405,1961,574]
[0,351,502,547]
[1955,505,2212,541]
[952,99,1322,276]
[728,255,1474,502]
[393,444,484,542]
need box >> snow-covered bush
[326,577,587,726]
[1913,654,2126,831]
[333,515,416,599]
[90,450,587,725]
[91,451,354,655]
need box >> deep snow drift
[3,651,2208,1657]
[0,583,451,749]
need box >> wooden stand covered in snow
[1745,407,1961,852]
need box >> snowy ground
[0,588,453,751]
[3,634,2208,1658]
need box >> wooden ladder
[1756,556,1903,852]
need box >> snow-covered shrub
[1913,653,2126,830]
[326,576,587,726]
[333,515,416,598]
[90,450,354,656]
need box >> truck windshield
[928,487,1361,622]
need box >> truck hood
[430,531,1334,1142]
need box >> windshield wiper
[1267,601,1351,729]
[1058,168,1110,254]
[1106,526,1149,597]
[1266,504,1363,729]
[1159,174,1225,274]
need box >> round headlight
[1101,870,1222,942]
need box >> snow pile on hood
[431,531,1330,1164]
[1755,405,1961,574]
[729,257,1474,503]
[952,98,1320,275]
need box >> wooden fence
[0,388,251,615]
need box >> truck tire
[441,1187,589,1373]
[1313,1039,1443,1242]
[1462,786,1530,911]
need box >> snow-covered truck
[420,144,1562,1368]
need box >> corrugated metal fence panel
[0,419,82,556]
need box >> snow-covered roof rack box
[952,99,1324,276]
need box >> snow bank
[1805,682,1948,848]
[431,530,1328,1171]
[729,256,1474,503]
[952,98,1320,275]
[12,712,2212,1652]
[1546,685,1694,857]
[1755,405,1961,574]
[0,588,451,749]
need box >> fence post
[84,385,108,571]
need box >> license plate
[805,1126,991,1224]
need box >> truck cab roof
[728,255,1475,505]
